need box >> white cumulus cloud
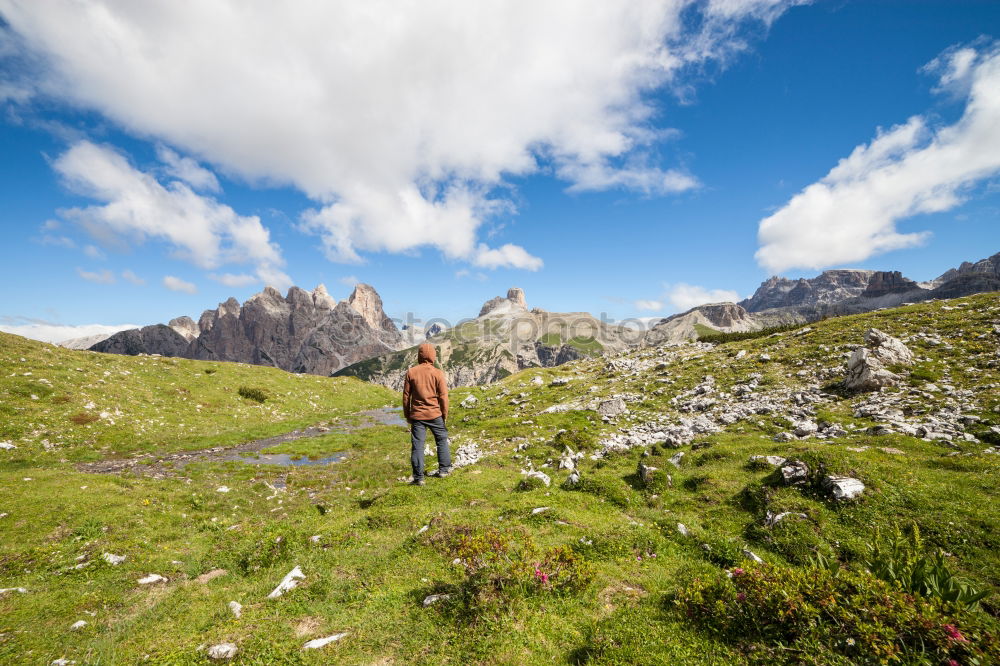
[156,145,221,193]
[1,0,802,270]
[756,43,1000,273]
[634,299,665,311]
[52,141,291,290]
[121,269,145,285]
[0,319,139,344]
[665,283,741,311]
[163,275,197,294]
[76,267,115,284]
[209,273,258,288]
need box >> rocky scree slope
[335,287,643,389]
[90,283,408,376]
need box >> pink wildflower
[732,567,745,576]
[736,592,746,602]
[943,624,967,642]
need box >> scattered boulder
[521,469,551,488]
[793,420,818,437]
[228,601,242,618]
[460,395,478,408]
[742,549,764,563]
[677,523,689,537]
[824,476,865,500]
[137,574,167,585]
[563,470,582,488]
[452,442,484,467]
[749,455,786,467]
[267,566,305,598]
[773,431,795,443]
[597,397,627,418]
[303,633,349,649]
[844,328,914,391]
[0,441,16,450]
[667,451,685,468]
[0,587,27,597]
[207,643,238,660]
[422,594,451,607]
[764,511,807,528]
[637,461,659,486]
[780,460,810,486]
[70,620,87,631]
[101,553,126,566]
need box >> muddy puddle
[78,406,406,478]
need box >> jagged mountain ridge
[90,283,410,376]
[653,251,1000,342]
[335,287,642,389]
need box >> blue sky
[1,0,999,342]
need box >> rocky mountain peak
[507,287,527,308]
[168,316,199,342]
[861,271,918,298]
[347,283,398,334]
[312,283,336,309]
[479,287,530,317]
[740,269,876,312]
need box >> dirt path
[77,406,406,478]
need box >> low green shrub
[675,563,999,664]
[437,526,594,619]
[237,385,269,403]
[516,476,547,492]
[863,524,990,611]
[553,427,596,451]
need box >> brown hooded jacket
[402,343,449,421]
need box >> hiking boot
[430,467,452,478]
[410,477,425,486]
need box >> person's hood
[417,343,436,364]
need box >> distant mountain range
[82,283,411,376]
[70,250,1000,385]
[335,287,640,389]
[647,250,1000,342]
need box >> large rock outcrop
[740,270,876,313]
[479,287,529,317]
[91,324,191,358]
[90,284,407,376]
[844,328,915,392]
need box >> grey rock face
[844,328,914,392]
[92,284,405,376]
[347,283,401,339]
[740,269,876,313]
[90,324,189,357]
[861,271,919,298]
[168,316,199,341]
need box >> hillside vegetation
[1,294,999,664]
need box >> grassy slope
[1,294,999,664]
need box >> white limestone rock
[267,566,305,598]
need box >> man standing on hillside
[402,343,451,486]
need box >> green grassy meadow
[1,293,999,664]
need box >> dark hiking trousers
[410,416,451,480]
